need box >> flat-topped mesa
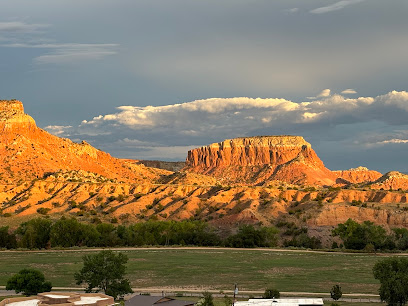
[187,136,312,168]
[209,135,310,149]
[185,136,335,186]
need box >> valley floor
[0,247,388,295]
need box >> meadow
[0,248,387,294]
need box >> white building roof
[6,300,40,306]
[235,298,324,306]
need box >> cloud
[44,125,72,136]
[75,90,408,143]
[285,8,299,13]
[40,90,408,164]
[0,21,49,33]
[310,0,366,14]
[379,139,408,144]
[33,44,118,64]
[79,91,408,133]
[317,89,331,98]
[341,89,357,94]
[0,21,118,64]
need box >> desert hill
[0,100,168,184]
[3,175,408,230]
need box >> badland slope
[3,176,408,231]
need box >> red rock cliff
[185,136,336,186]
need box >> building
[0,293,114,306]
[234,299,324,306]
[125,295,194,306]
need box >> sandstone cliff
[185,136,336,186]
[0,100,169,183]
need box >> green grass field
[0,248,390,294]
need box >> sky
[0,0,408,173]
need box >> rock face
[0,100,38,140]
[333,166,383,184]
[0,100,168,183]
[185,136,336,186]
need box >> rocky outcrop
[0,99,169,183]
[333,166,382,184]
[0,100,38,140]
[369,171,408,190]
[185,136,336,186]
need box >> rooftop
[0,293,114,306]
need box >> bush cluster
[333,218,406,251]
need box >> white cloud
[341,89,357,94]
[310,0,366,14]
[77,90,408,141]
[380,139,408,144]
[39,90,408,162]
[38,90,408,161]
[317,89,331,97]
[80,97,302,132]
[44,125,72,136]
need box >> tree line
[0,217,279,249]
[3,217,408,251]
[332,218,408,251]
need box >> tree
[0,226,17,249]
[225,225,279,248]
[196,292,214,306]
[263,288,280,299]
[373,257,408,306]
[6,268,52,296]
[332,219,392,250]
[74,250,133,299]
[16,218,52,249]
[330,284,342,301]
